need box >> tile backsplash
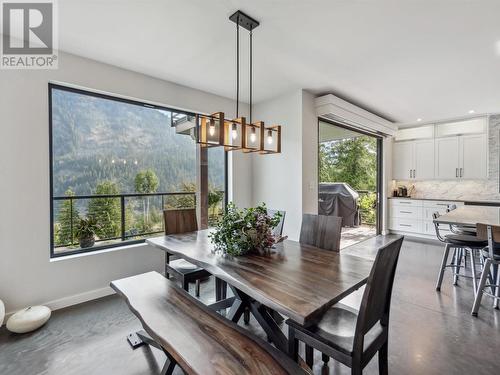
[394,114,500,202]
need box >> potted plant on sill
[75,216,101,249]
[209,203,283,256]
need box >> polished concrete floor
[1,238,499,375]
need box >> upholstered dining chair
[287,236,404,375]
[471,223,500,316]
[299,214,343,252]
[163,209,211,297]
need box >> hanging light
[196,10,281,153]
[267,129,273,144]
[208,119,216,137]
[232,123,238,140]
[250,127,257,143]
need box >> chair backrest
[432,211,445,242]
[353,236,404,352]
[299,214,342,251]
[163,209,198,235]
[476,223,500,258]
[268,209,286,237]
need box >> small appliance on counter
[395,186,408,197]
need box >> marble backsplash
[394,114,500,202]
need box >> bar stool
[434,212,486,293]
[471,223,500,316]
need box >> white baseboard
[2,287,115,325]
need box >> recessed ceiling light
[416,118,422,122]
[468,109,475,114]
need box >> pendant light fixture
[197,10,281,154]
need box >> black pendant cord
[236,22,239,119]
[249,29,253,124]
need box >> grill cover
[319,183,360,227]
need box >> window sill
[49,242,151,262]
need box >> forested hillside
[51,88,224,197]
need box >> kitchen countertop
[388,196,500,206]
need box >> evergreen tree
[56,189,80,246]
[88,180,121,239]
[134,169,159,229]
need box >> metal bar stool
[471,223,500,316]
[434,212,486,294]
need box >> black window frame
[49,83,228,258]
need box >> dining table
[147,230,398,353]
[433,205,500,227]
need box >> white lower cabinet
[388,199,463,239]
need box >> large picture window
[49,84,226,257]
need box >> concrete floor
[1,238,499,374]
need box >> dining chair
[446,204,476,236]
[471,223,500,316]
[434,212,486,293]
[287,236,404,375]
[299,214,343,252]
[163,209,211,297]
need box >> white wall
[301,91,319,214]
[0,51,251,315]
[251,90,304,240]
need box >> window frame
[49,83,228,258]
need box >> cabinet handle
[400,202,412,204]
[409,169,412,178]
[400,211,412,214]
[413,169,416,178]
[400,224,412,227]
[456,168,458,178]
[460,168,463,178]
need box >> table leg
[227,285,288,353]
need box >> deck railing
[52,191,224,255]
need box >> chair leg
[160,357,176,375]
[195,279,200,297]
[453,248,462,285]
[378,342,388,375]
[182,277,189,292]
[288,326,299,362]
[322,353,329,365]
[436,244,451,291]
[243,308,250,324]
[469,249,478,295]
[305,345,314,368]
[472,259,491,316]
[494,265,500,309]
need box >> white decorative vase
[0,299,5,327]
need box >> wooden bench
[111,271,307,375]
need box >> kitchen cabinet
[435,134,487,179]
[393,140,435,180]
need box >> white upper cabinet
[460,134,487,179]
[414,140,435,180]
[435,117,486,137]
[393,142,414,180]
[435,134,487,179]
[435,137,460,179]
[392,139,435,180]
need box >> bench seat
[111,271,306,375]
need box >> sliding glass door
[318,120,382,247]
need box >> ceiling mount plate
[229,10,260,31]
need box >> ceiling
[57,0,500,123]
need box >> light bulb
[111,159,115,164]
[123,160,127,164]
[231,123,238,140]
[267,130,273,145]
[134,160,138,165]
[209,119,215,136]
[250,127,257,143]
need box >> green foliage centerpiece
[209,203,282,256]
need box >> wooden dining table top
[433,205,500,226]
[147,230,394,326]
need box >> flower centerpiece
[209,203,283,256]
